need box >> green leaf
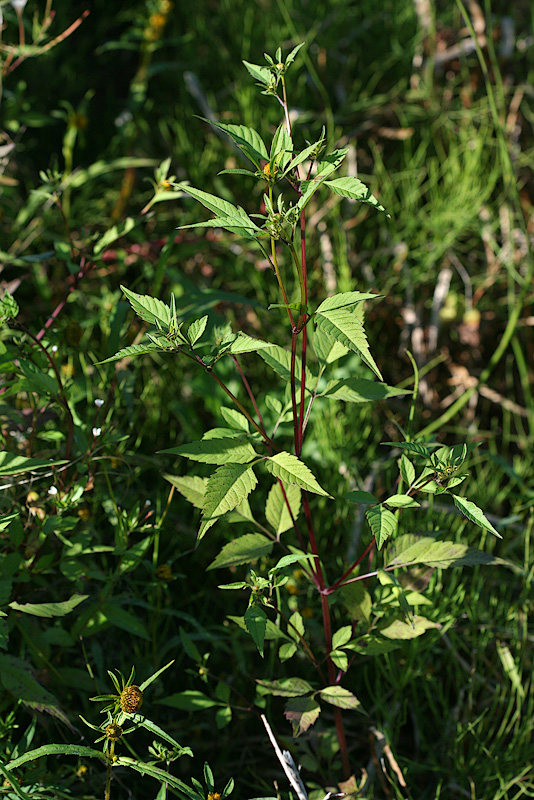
[265,481,302,535]
[94,217,136,256]
[157,690,218,710]
[5,744,108,771]
[265,452,331,497]
[8,594,87,618]
[0,655,69,725]
[139,660,175,692]
[384,494,420,509]
[228,615,289,641]
[177,184,260,238]
[452,495,501,538]
[102,604,150,640]
[161,437,256,464]
[121,286,171,328]
[322,377,409,403]
[284,696,321,736]
[244,604,267,657]
[380,616,440,640]
[207,533,273,570]
[345,490,379,504]
[163,474,207,509]
[270,553,317,573]
[297,149,348,210]
[242,60,272,86]
[227,334,275,355]
[0,453,67,477]
[400,455,416,486]
[366,505,397,549]
[257,677,313,697]
[199,464,258,539]
[315,306,382,379]
[116,758,202,799]
[279,642,297,661]
[257,345,314,390]
[188,315,208,346]
[220,406,250,432]
[319,685,362,711]
[99,343,163,364]
[340,581,372,623]
[330,650,349,671]
[313,328,349,364]
[206,121,268,167]
[324,177,389,216]
[383,441,434,458]
[218,168,258,177]
[315,291,378,313]
[344,635,401,656]
[270,123,293,169]
[385,535,507,569]
[332,626,352,650]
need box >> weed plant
[0,1,533,799]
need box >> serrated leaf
[366,505,397,549]
[270,123,293,169]
[161,437,256,465]
[313,328,350,364]
[315,291,378,313]
[163,474,207,509]
[257,678,313,697]
[188,315,208,346]
[383,441,434,458]
[400,455,415,486]
[279,642,297,661]
[324,177,389,216]
[220,406,250,432]
[385,535,507,570]
[322,377,409,403]
[297,149,348,210]
[340,581,372,623]
[242,60,272,86]
[332,626,352,650]
[380,616,439,640]
[206,121,268,167]
[265,452,331,497]
[121,286,171,328]
[258,345,314,390]
[288,610,304,639]
[384,494,420,509]
[284,696,321,736]
[319,685,362,711]
[177,184,260,239]
[9,594,87,618]
[270,553,317,573]
[244,604,267,657]
[265,481,302,535]
[199,464,258,539]
[207,533,273,570]
[452,495,501,538]
[315,306,382,379]
[227,334,275,355]
[218,168,258,177]
[99,343,163,364]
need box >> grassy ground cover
[0,1,533,798]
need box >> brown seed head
[120,685,143,713]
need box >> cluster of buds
[262,193,299,241]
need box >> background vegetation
[1,0,533,798]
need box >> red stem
[328,537,376,594]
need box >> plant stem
[302,493,351,777]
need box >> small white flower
[11,0,28,11]
[48,486,58,496]
[51,345,58,353]
[94,399,104,407]
[92,427,102,437]
[145,499,152,506]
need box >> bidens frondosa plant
[105,45,502,786]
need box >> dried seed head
[105,723,123,741]
[120,685,143,713]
